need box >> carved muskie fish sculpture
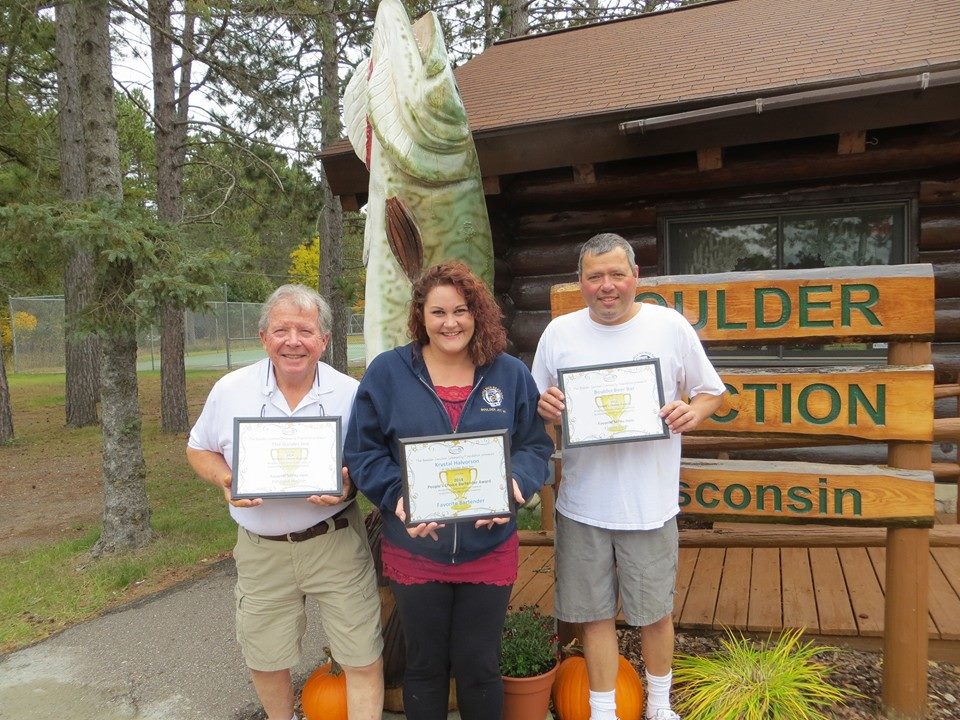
[343,0,494,363]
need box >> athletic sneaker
[647,710,682,720]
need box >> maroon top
[435,383,470,430]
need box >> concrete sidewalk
[0,559,461,720]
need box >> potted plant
[500,605,559,720]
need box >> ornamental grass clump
[499,605,559,678]
[672,627,859,720]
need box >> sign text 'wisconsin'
[680,459,934,527]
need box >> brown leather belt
[256,505,350,542]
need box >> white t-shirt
[187,358,359,536]
[532,304,725,530]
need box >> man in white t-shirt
[532,234,725,720]
[187,285,383,720]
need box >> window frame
[658,195,918,367]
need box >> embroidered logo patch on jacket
[481,385,503,407]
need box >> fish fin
[343,58,371,163]
[385,196,423,282]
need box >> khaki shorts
[233,502,383,671]
[554,512,678,627]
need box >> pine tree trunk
[483,0,496,48]
[98,319,150,553]
[77,0,152,555]
[321,178,348,371]
[318,0,348,373]
[149,0,189,432]
[57,0,100,427]
[64,251,100,427]
[77,1,123,200]
[160,302,187,430]
[508,0,529,37]
[0,347,13,442]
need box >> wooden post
[697,147,723,171]
[548,421,571,641]
[838,130,867,155]
[557,620,581,649]
[883,341,931,719]
[539,482,555,531]
[541,424,562,532]
[339,194,360,212]
[573,163,597,184]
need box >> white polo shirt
[188,358,359,536]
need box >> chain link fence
[8,296,365,374]
[7,297,65,373]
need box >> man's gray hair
[577,233,636,275]
[258,284,333,335]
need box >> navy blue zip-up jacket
[345,342,554,565]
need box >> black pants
[390,580,513,720]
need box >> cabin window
[663,202,909,365]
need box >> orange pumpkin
[301,647,347,720]
[551,648,644,720]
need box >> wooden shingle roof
[456,0,960,132]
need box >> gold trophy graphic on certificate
[231,416,342,499]
[271,447,308,477]
[399,430,512,525]
[441,467,477,512]
[595,392,631,434]
[558,360,668,448]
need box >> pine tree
[148,0,194,432]
[56,0,101,428]
[76,0,152,555]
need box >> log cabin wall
[488,120,960,472]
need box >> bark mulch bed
[620,628,960,719]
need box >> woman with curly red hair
[346,261,553,720]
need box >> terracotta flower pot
[502,662,558,720]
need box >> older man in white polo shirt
[187,284,383,720]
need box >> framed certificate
[231,417,342,499]
[399,429,513,526]
[558,359,669,448]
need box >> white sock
[645,669,673,717]
[589,689,617,720]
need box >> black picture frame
[231,416,342,499]
[398,429,513,525]
[558,358,670,448]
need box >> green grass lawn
[0,369,239,652]
[0,367,543,653]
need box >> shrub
[672,628,859,719]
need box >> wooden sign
[550,264,934,344]
[679,458,935,527]
[705,366,933,441]
[546,263,936,716]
